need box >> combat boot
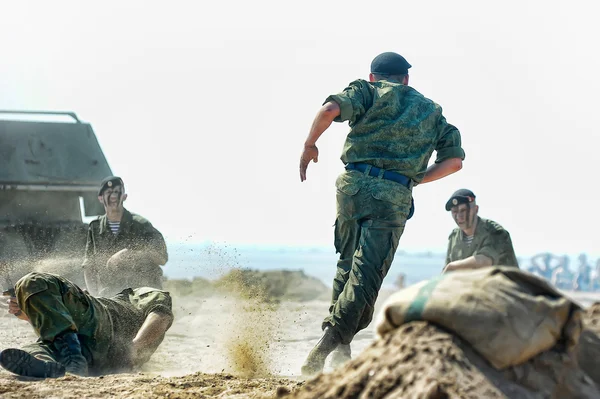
[329,343,352,369]
[0,348,66,378]
[301,326,341,376]
[53,332,88,377]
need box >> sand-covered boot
[53,332,88,377]
[301,327,341,376]
[329,343,352,368]
[0,348,66,378]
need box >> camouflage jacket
[445,217,519,267]
[82,209,168,284]
[325,79,465,183]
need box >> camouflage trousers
[323,171,411,344]
[14,272,115,375]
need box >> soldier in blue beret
[444,189,519,273]
[83,176,168,296]
[299,52,465,375]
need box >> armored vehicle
[0,110,112,287]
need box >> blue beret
[99,176,124,195]
[445,189,476,211]
[370,52,412,75]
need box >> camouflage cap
[98,176,124,195]
[370,52,412,75]
[445,189,476,211]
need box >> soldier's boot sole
[0,348,65,378]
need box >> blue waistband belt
[345,163,411,188]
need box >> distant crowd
[525,253,600,292]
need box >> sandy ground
[0,288,388,398]
[1,287,598,398]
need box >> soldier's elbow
[322,101,341,117]
[450,158,463,172]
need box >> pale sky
[1,0,598,259]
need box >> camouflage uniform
[14,272,173,376]
[325,79,465,344]
[446,216,519,267]
[83,208,168,296]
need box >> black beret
[98,176,124,195]
[445,189,476,211]
[370,52,412,75]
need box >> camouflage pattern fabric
[323,79,465,344]
[326,79,465,183]
[324,171,411,344]
[14,272,173,376]
[83,208,168,295]
[445,217,519,267]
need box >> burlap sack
[375,266,583,369]
[576,303,600,388]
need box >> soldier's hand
[130,341,152,368]
[107,248,134,269]
[442,263,459,273]
[113,248,130,259]
[300,145,319,182]
[7,297,29,321]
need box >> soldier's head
[446,189,478,230]
[98,176,127,211]
[369,52,411,85]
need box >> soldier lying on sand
[0,272,173,378]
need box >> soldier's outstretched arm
[130,311,173,365]
[300,101,341,182]
[443,254,492,273]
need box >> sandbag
[290,322,600,399]
[576,302,600,388]
[375,266,583,369]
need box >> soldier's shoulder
[448,228,461,239]
[88,216,103,227]
[349,78,369,86]
[128,212,151,224]
[346,78,374,94]
[406,87,438,111]
[481,218,509,235]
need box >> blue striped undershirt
[463,234,474,246]
[108,221,120,235]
